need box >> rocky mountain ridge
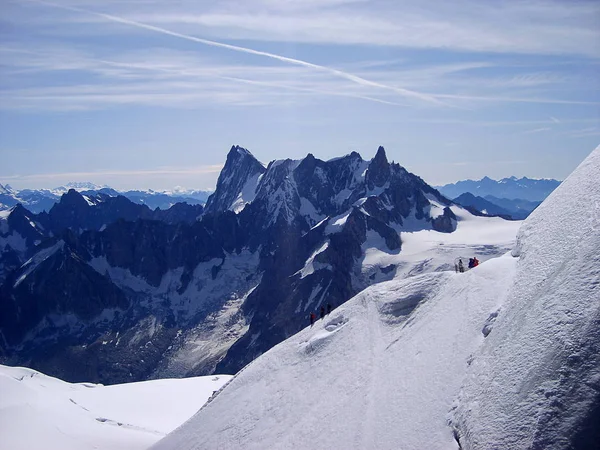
[1,145,478,383]
[0,182,211,213]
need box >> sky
[0,0,599,191]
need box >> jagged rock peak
[205,145,267,214]
[374,146,388,164]
[224,145,264,170]
[366,146,391,189]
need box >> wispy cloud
[23,0,441,105]
[567,127,600,138]
[518,127,552,135]
[0,46,412,110]
[2,42,597,112]
[40,0,598,58]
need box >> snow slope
[452,146,600,449]
[154,147,598,450]
[0,365,231,450]
[153,255,518,450]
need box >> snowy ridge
[452,145,600,449]
[153,255,518,450]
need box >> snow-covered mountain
[153,146,599,450]
[0,182,212,213]
[0,145,519,386]
[53,181,111,194]
[204,146,266,214]
[0,364,231,450]
[436,176,560,202]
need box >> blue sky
[1,0,599,190]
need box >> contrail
[24,0,442,105]
[90,59,408,106]
[0,47,406,107]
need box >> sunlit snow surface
[153,149,599,450]
[453,146,600,448]
[153,256,517,450]
[357,206,521,284]
[0,365,231,450]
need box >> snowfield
[0,365,231,450]
[152,149,599,449]
[358,205,520,283]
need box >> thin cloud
[3,41,596,111]
[431,93,600,106]
[25,0,442,106]
[518,127,552,135]
[0,165,224,181]
[117,1,600,58]
[568,127,600,138]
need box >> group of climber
[456,257,480,273]
[309,304,333,326]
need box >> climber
[310,312,316,327]
[458,259,465,273]
[320,306,325,320]
[327,303,332,315]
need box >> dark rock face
[366,146,391,190]
[37,190,204,234]
[152,203,204,224]
[0,240,129,346]
[432,207,458,233]
[0,145,465,383]
[6,204,46,244]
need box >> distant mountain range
[0,182,212,213]
[435,176,560,202]
[452,193,542,220]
